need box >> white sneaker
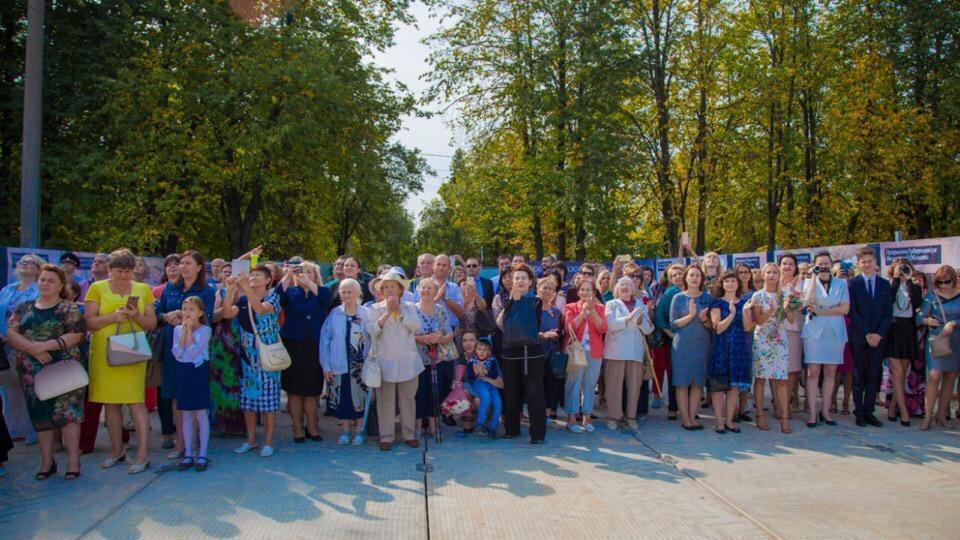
[338,432,351,445]
[567,423,584,434]
[606,420,619,430]
[584,423,596,433]
[626,419,639,429]
[234,442,258,454]
[259,445,275,457]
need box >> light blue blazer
[801,277,850,341]
[319,304,372,376]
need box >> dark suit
[475,276,495,307]
[848,274,893,419]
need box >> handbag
[361,333,382,388]
[35,354,89,401]
[930,293,954,358]
[108,320,152,366]
[436,307,459,362]
[564,322,588,372]
[246,300,290,372]
[502,296,540,347]
[144,327,165,388]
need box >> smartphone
[681,231,690,246]
[840,262,853,273]
[126,296,139,309]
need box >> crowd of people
[0,245,957,480]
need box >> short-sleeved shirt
[467,356,501,382]
[0,281,39,336]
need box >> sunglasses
[627,273,642,278]
[465,263,479,268]
[935,280,954,286]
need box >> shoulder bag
[35,348,89,401]
[108,319,152,366]
[564,320,588,372]
[247,300,291,372]
[930,294,954,358]
[435,307,459,362]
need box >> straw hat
[373,269,407,294]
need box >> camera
[898,265,911,276]
[811,265,829,274]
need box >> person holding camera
[916,265,960,430]
[884,257,923,426]
[801,252,850,429]
[848,247,892,427]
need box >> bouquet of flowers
[441,386,474,418]
[786,289,804,312]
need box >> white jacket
[603,298,654,361]
[365,301,424,383]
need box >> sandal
[195,457,211,472]
[919,419,932,431]
[65,466,81,480]
[176,457,195,471]
[756,413,769,431]
[779,418,792,434]
[35,461,57,481]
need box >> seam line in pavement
[76,465,168,540]
[631,433,785,540]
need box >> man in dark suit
[848,246,892,427]
[465,257,495,307]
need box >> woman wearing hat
[365,270,423,451]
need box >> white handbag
[247,300,291,372]
[35,358,89,401]
[108,320,152,366]
[361,334,382,388]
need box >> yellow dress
[85,280,154,404]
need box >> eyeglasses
[580,270,594,276]
[17,260,39,268]
[465,263,479,268]
[738,270,751,275]
[627,273,642,279]
[935,280,954,286]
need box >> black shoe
[530,438,545,444]
[195,457,211,472]
[740,413,752,422]
[176,457,195,471]
[294,437,306,444]
[714,428,726,434]
[35,460,57,481]
[900,420,911,427]
[727,426,742,433]
[682,424,697,431]
[732,414,742,424]
[865,415,883,427]
[887,416,898,422]
[819,413,837,426]
[806,422,818,428]
[307,434,323,442]
[64,466,81,480]
[856,417,867,427]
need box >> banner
[3,248,164,286]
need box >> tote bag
[247,302,291,372]
[108,320,152,367]
[564,322,588,372]
[35,356,89,401]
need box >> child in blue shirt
[467,336,503,438]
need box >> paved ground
[1,399,958,540]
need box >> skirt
[175,361,211,411]
[786,330,803,372]
[280,338,324,396]
[886,317,920,360]
[329,372,364,420]
[803,329,846,365]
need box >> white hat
[373,270,407,294]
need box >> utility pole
[20,0,44,248]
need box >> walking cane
[430,345,443,444]
[643,336,662,399]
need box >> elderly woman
[223,266,283,457]
[6,264,86,479]
[84,249,157,474]
[413,279,456,437]
[917,265,960,430]
[563,279,607,433]
[0,253,42,444]
[156,251,217,458]
[366,270,423,450]
[320,278,372,445]
[278,261,331,443]
[604,277,654,430]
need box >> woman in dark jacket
[884,257,924,425]
[496,263,546,443]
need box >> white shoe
[166,449,184,460]
[626,419,639,429]
[338,432,351,445]
[100,454,127,469]
[567,423,584,434]
[606,420,619,430]
[127,460,150,474]
[584,423,596,433]
[234,442,258,454]
[259,445,275,457]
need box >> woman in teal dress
[6,264,86,479]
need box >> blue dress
[707,297,752,392]
[670,292,714,386]
[156,280,217,399]
[916,292,960,373]
[236,293,282,412]
[172,325,212,411]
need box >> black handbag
[548,350,568,378]
[501,297,540,348]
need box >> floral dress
[750,290,789,380]
[236,292,282,412]
[9,301,86,431]
[708,296,752,391]
[328,314,368,420]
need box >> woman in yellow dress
[84,249,157,474]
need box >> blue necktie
[867,278,873,298]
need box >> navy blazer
[476,276,495,307]
[848,274,892,338]
[890,278,923,316]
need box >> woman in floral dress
[6,264,86,479]
[210,285,245,436]
[748,263,799,434]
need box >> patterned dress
[209,306,245,434]
[9,301,86,431]
[236,293,282,412]
[328,314,368,420]
[750,290,789,380]
[708,296,753,392]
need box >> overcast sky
[372,3,457,226]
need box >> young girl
[467,336,503,438]
[454,329,479,436]
[172,297,212,471]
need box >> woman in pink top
[563,280,607,433]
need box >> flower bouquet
[441,386,474,418]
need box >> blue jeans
[564,360,603,415]
[472,381,502,432]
